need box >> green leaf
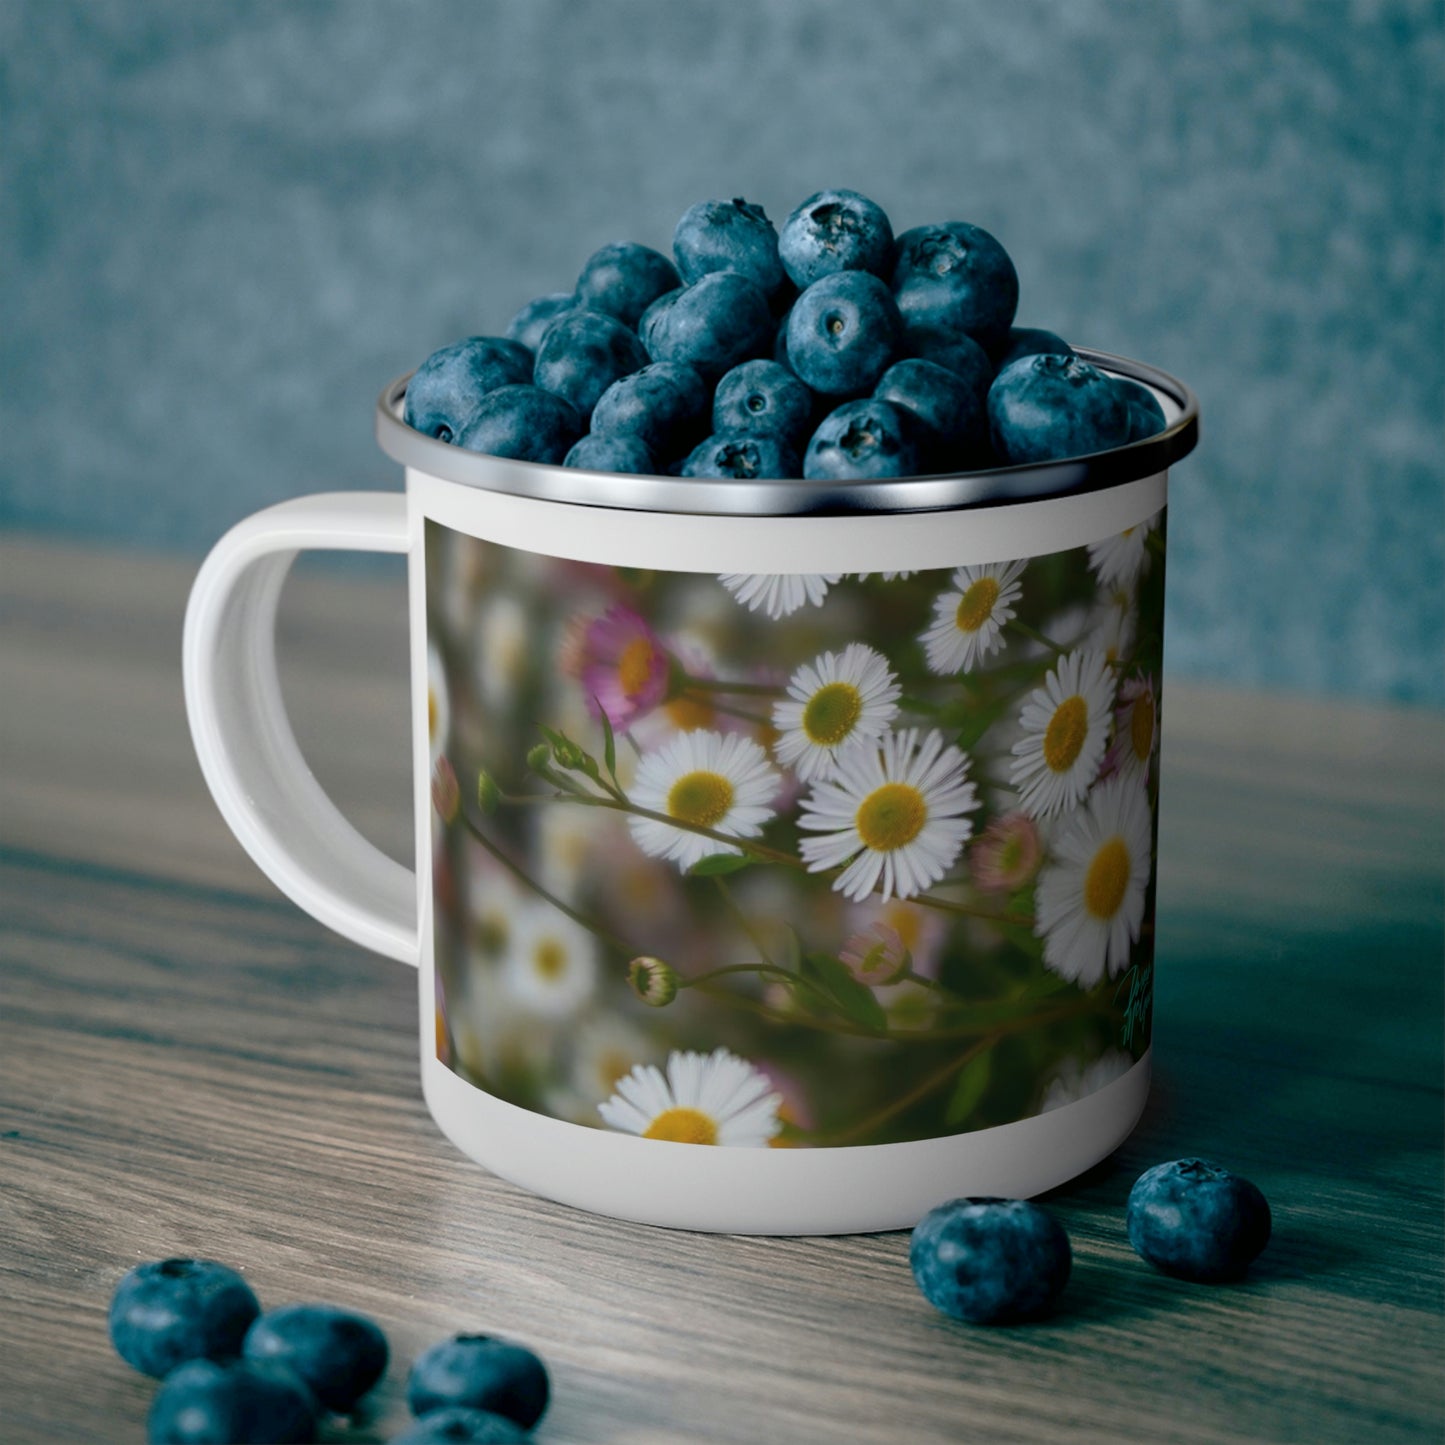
[688,852,753,877]
[804,953,887,1032]
[595,703,618,784]
[944,1049,994,1126]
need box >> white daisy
[570,1016,656,1105]
[921,559,1028,675]
[1087,584,1138,666]
[855,570,917,581]
[1035,774,1153,987]
[427,642,450,766]
[719,572,842,620]
[598,1047,782,1146]
[772,642,902,784]
[1103,674,1159,785]
[1087,512,1159,589]
[501,901,598,1018]
[473,593,530,710]
[798,728,980,903]
[627,729,781,871]
[1040,1049,1135,1112]
[1009,649,1114,818]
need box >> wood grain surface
[2,536,1441,1444]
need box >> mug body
[387,355,1192,1234]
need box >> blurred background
[2,0,1440,703]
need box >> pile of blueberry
[403,191,1167,481]
[910,1158,1273,1325]
[107,1260,547,1443]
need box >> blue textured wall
[2,0,1441,702]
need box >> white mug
[183,350,1199,1234]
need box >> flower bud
[430,756,460,824]
[526,742,554,774]
[552,735,586,771]
[627,956,679,1007]
[476,768,501,815]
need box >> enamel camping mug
[182,351,1199,1234]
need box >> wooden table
[2,537,1441,1444]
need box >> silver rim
[374,347,1200,517]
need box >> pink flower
[969,811,1043,893]
[575,605,671,729]
[1102,674,1159,784]
[839,921,911,986]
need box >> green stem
[1006,618,1069,657]
[682,960,834,1010]
[713,876,776,967]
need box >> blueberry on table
[910,1197,1072,1325]
[891,221,1019,353]
[640,271,775,381]
[504,292,575,352]
[681,431,801,480]
[404,337,535,444]
[804,398,919,481]
[147,1358,318,1444]
[454,385,582,465]
[532,308,650,418]
[242,1302,387,1414]
[987,352,1130,464]
[575,241,681,328]
[993,325,1073,369]
[564,433,656,474]
[1114,375,1168,441]
[712,359,815,449]
[406,1334,550,1430]
[778,188,896,289]
[590,360,710,459]
[672,196,786,297]
[873,358,989,469]
[108,1258,261,1379]
[1127,1159,1272,1282]
[390,1406,530,1444]
[786,271,902,397]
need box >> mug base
[421,1047,1152,1235]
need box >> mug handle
[182,491,420,967]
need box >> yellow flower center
[617,636,659,698]
[596,1049,634,1093]
[667,769,734,828]
[955,576,1000,634]
[666,693,715,730]
[802,681,864,746]
[427,687,438,740]
[532,938,568,980]
[855,782,928,852]
[643,1107,719,1144]
[1083,836,1131,919]
[1130,693,1155,763]
[885,904,924,950]
[1043,695,1089,773]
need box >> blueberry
[147,1358,318,1444]
[242,1303,387,1414]
[902,324,995,397]
[681,431,800,480]
[564,433,656,474]
[532,308,649,418]
[407,1334,549,1431]
[778,188,895,289]
[109,1258,261,1379]
[575,241,681,328]
[1127,1159,1272,1282]
[454,385,582,464]
[404,338,535,444]
[994,325,1073,368]
[910,1197,1072,1325]
[803,399,919,481]
[891,221,1019,352]
[590,360,710,459]
[786,271,902,397]
[672,196,785,297]
[712,360,814,449]
[1114,376,1168,441]
[504,293,574,352]
[389,1407,529,1444]
[640,271,774,380]
[987,353,1130,464]
[873,358,988,469]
